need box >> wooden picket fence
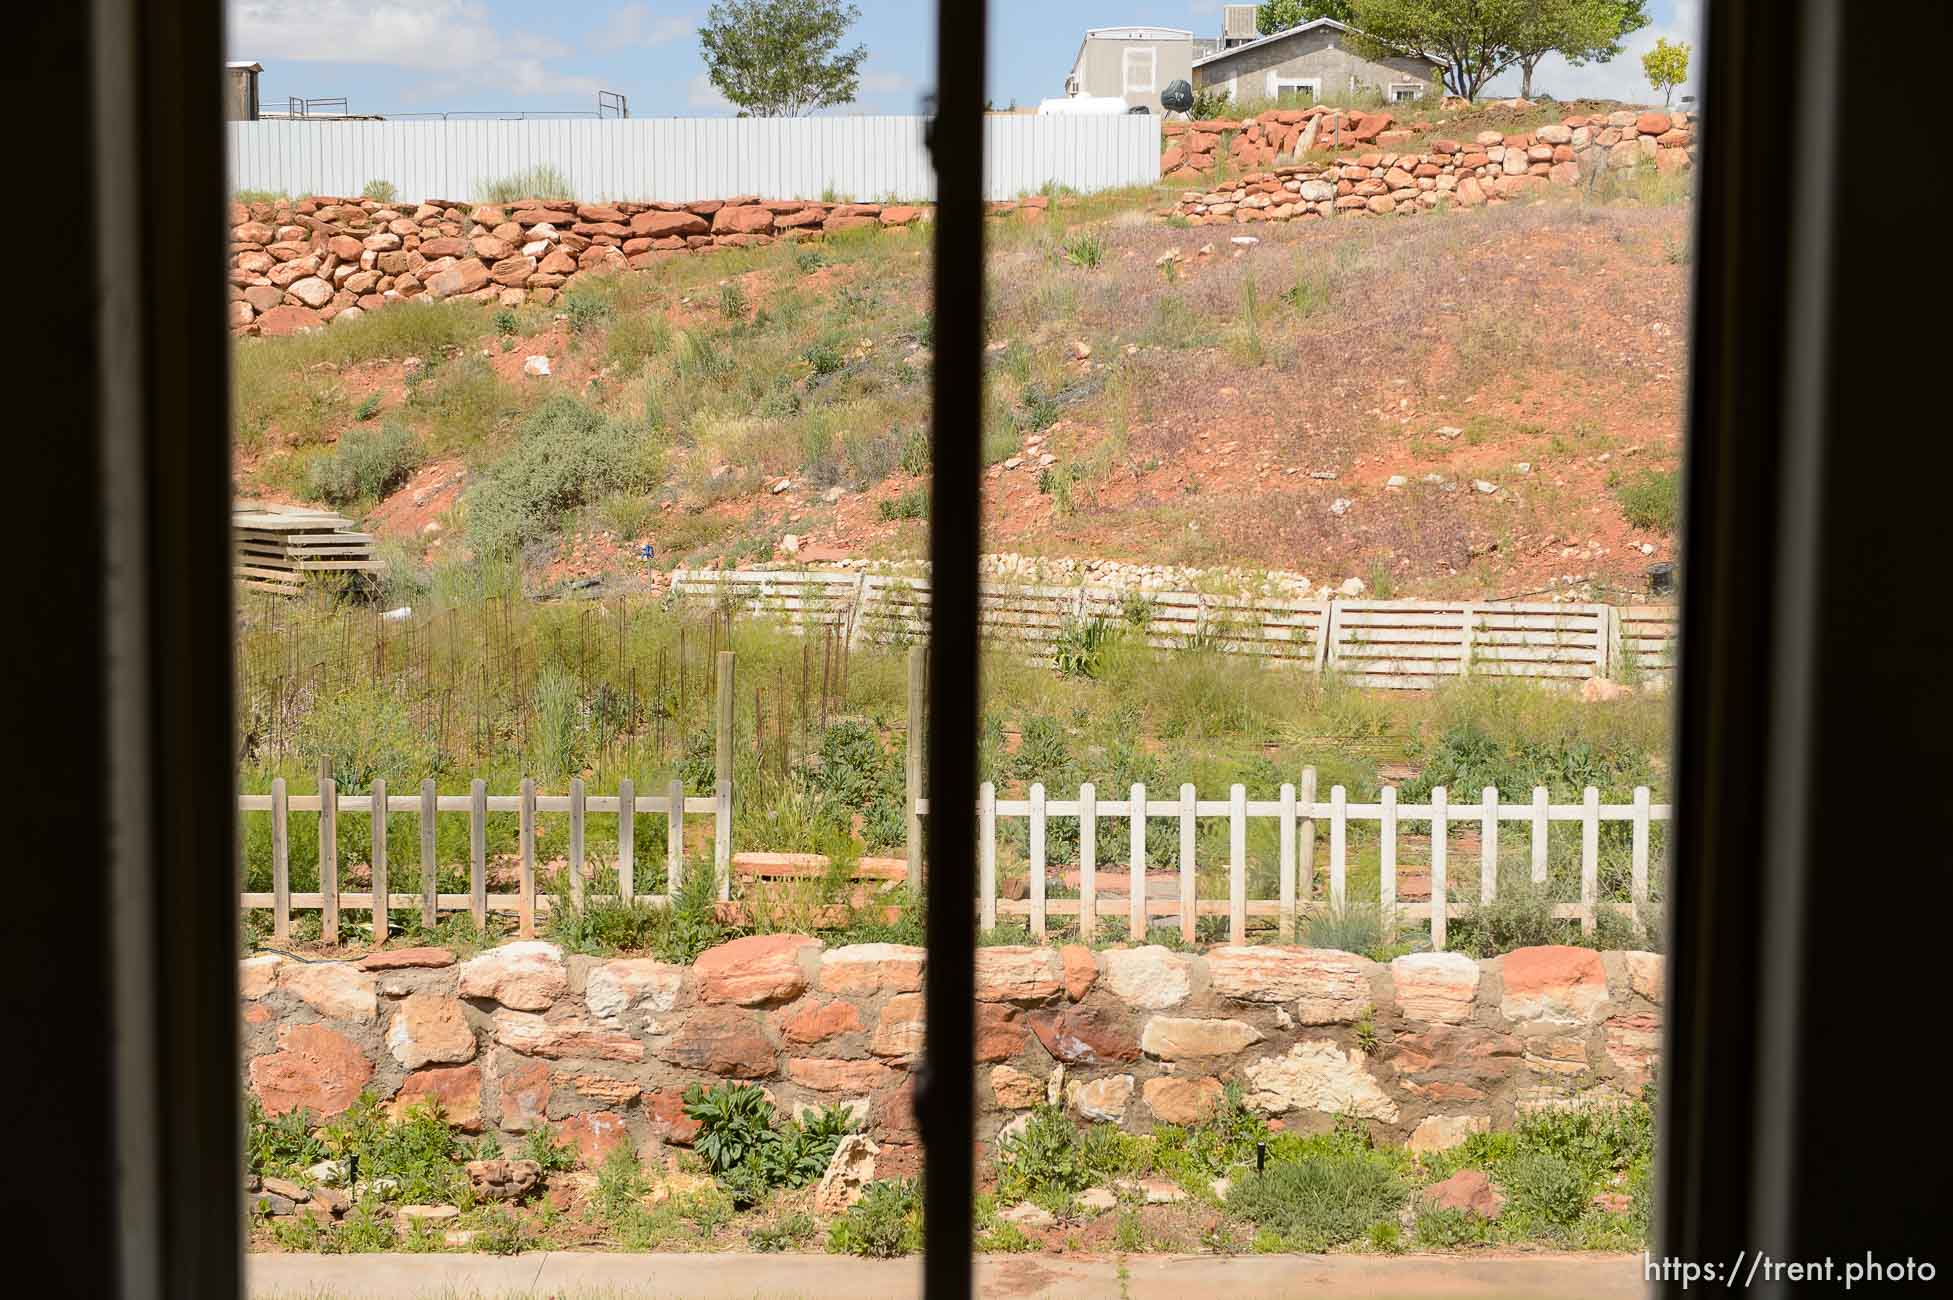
[239,760,731,946]
[670,568,1679,686]
[923,769,1668,951]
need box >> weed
[749,1212,818,1251]
[826,1178,922,1257]
[353,393,382,422]
[361,179,399,203]
[1610,467,1681,533]
[1223,1150,1407,1252]
[719,282,749,320]
[305,422,422,509]
[1061,230,1107,269]
[521,1123,578,1173]
[478,165,573,204]
[879,486,930,521]
[464,395,663,558]
[563,289,615,336]
[1052,616,1119,680]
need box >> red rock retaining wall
[228,191,1019,337]
[241,938,1661,1168]
[1166,106,1695,222]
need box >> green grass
[477,165,574,205]
[1610,467,1681,533]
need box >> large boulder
[695,933,818,1006]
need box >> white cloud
[861,70,917,96]
[590,4,694,51]
[229,0,599,98]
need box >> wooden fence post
[1431,786,1449,951]
[469,778,487,930]
[1029,783,1047,940]
[617,777,635,903]
[318,758,338,945]
[715,650,734,901]
[569,777,586,911]
[1631,785,1651,916]
[1298,765,1317,903]
[370,777,388,944]
[1078,782,1096,943]
[419,779,436,928]
[1379,785,1397,930]
[1531,785,1549,884]
[660,778,682,897]
[979,782,997,932]
[518,777,537,939]
[271,777,290,943]
[1178,782,1197,946]
[1278,782,1297,943]
[1228,784,1247,945]
[906,645,925,887]
[1329,784,1347,912]
[1129,782,1147,942]
[1581,785,1600,935]
[1481,785,1499,904]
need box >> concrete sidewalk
[250,1250,1648,1299]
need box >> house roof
[226,61,263,72]
[1191,17,1441,73]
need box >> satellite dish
[1161,79,1194,114]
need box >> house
[1065,27,1194,114]
[1192,17,1443,107]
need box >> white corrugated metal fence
[227,115,1161,203]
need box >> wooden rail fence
[670,568,1680,687]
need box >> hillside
[233,166,1690,603]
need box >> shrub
[478,165,573,204]
[1223,1150,1407,1252]
[360,179,398,203]
[521,1123,578,1173]
[317,1095,467,1205]
[1447,871,1572,958]
[606,313,671,371]
[465,396,663,557]
[683,1081,853,1206]
[879,486,930,521]
[298,681,439,789]
[750,1212,818,1251]
[304,423,422,508]
[354,393,382,422]
[1051,616,1119,680]
[1611,467,1681,533]
[827,1179,922,1258]
[245,1094,327,1178]
[562,288,615,335]
[1501,1151,1590,1229]
[1061,230,1106,269]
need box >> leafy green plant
[804,340,845,376]
[749,1211,818,1251]
[1051,616,1118,680]
[521,1123,578,1173]
[478,165,573,204]
[898,427,931,476]
[316,1096,467,1206]
[1224,1150,1406,1252]
[1502,1151,1590,1229]
[563,289,615,335]
[1610,467,1681,533]
[491,308,520,337]
[304,423,422,508]
[879,486,929,521]
[464,395,664,557]
[1061,230,1106,269]
[245,1095,327,1178]
[827,1179,922,1258]
[353,393,382,422]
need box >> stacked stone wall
[243,937,1662,1172]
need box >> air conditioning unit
[1223,4,1259,45]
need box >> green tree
[1641,35,1689,107]
[698,0,867,118]
[1510,0,1651,99]
[1347,0,1535,100]
[1257,0,1356,35]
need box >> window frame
[1123,46,1158,94]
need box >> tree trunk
[1521,60,1536,99]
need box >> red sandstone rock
[820,943,924,996]
[391,1063,482,1131]
[250,1023,372,1117]
[1423,1168,1505,1218]
[359,946,454,970]
[644,1087,700,1144]
[1026,1005,1138,1065]
[1059,945,1097,1001]
[710,204,774,235]
[497,1057,551,1131]
[780,998,862,1045]
[1635,111,1671,136]
[695,933,817,1006]
[659,1006,776,1077]
[491,1010,645,1062]
[1500,945,1608,1025]
[788,1057,900,1093]
[559,1111,633,1168]
[1142,1075,1223,1124]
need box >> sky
[229,0,1701,119]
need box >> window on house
[1390,82,1423,103]
[1274,77,1318,105]
[1123,47,1157,93]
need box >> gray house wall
[224,66,259,121]
[1075,35,1194,114]
[1193,27,1437,105]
